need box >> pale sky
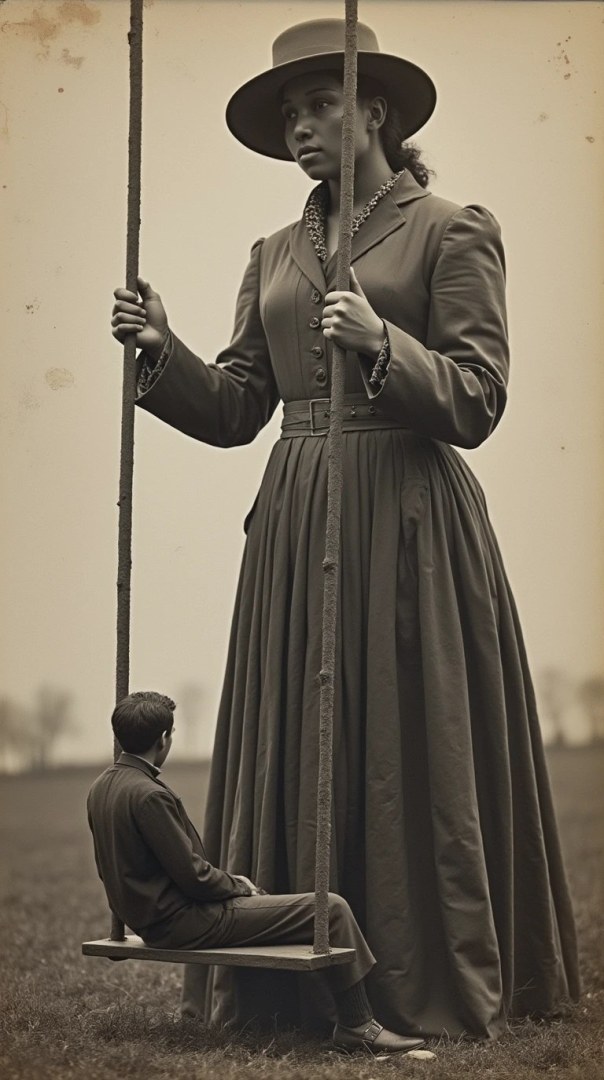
[1,0,603,763]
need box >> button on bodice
[315,367,327,386]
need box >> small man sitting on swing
[87,690,425,1056]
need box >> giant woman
[111,18,580,1038]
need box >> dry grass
[0,750,602,1079]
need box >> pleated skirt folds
[194,428,579,1038]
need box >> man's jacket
[87,753,249,936]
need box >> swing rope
[111,0,144,943]
[313,0,358,955]
[108,0,359,956]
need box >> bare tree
[0,696,33,772]
[537,667,573,747]
[577,676,604,744]
[29,685,74,771]
[0,687,76,772]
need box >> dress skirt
[183,426,580,1039]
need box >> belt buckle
[309,398,330,436]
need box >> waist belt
[281,394,406,438]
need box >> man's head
[112,691,176,764]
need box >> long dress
[137,170,580,1039]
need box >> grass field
[1,749,602,1080]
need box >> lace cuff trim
[137,333,172,396]
[368,333,391,390]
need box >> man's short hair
[112,691,176,754]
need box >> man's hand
[321,267,385,358]
[234,874,267,896]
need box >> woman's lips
[297,146,321,161]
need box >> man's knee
[327,892,353,924]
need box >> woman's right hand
[111,276,169,360]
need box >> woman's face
[281,71,372,180]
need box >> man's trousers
[144,891,375,993]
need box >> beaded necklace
[304,170,404,262]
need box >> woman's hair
[112,690,176,754]
[357,74,434,188]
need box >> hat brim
[226,52,436,160]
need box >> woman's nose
[293,114,312,141]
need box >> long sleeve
[360,205,509,449]
[136,239,280,447]
[136,788,249,903]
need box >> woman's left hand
[322,268,385,358]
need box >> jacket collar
[289,170,431,289]
[389,167,432,208]
[116,751,161,780]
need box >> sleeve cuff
[368,331,391,391]
[137,331,173,397]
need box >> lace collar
[304,170,404,262]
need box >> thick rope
[313,0,358,956]
[111,0,143,943]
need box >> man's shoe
[333,1017,425,1055]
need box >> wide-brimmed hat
[226,18,437,160]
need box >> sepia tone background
[1,0,603,767]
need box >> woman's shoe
[333,1017,426,1055]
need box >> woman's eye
[313,100,329,111]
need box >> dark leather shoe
[333,1017,425,1055]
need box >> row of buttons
[310,289,326,384]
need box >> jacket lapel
[289,216,327,294]
[322,195,407,283]
[350,170,431,264]
[350,195,407,263]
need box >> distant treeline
[0,681,210,774]
[537,669,604,747]
[0,672,603,773]
[0,686,73,773]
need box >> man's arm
[136,789,251,903]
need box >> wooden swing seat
[82,936,356,970]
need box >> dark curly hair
[357,74,434,188]
[112,690,176,754]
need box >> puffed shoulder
[439,204,505,260]
[428,204,506,292]
[373,196,509,448]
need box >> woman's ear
[367,96,387,132]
